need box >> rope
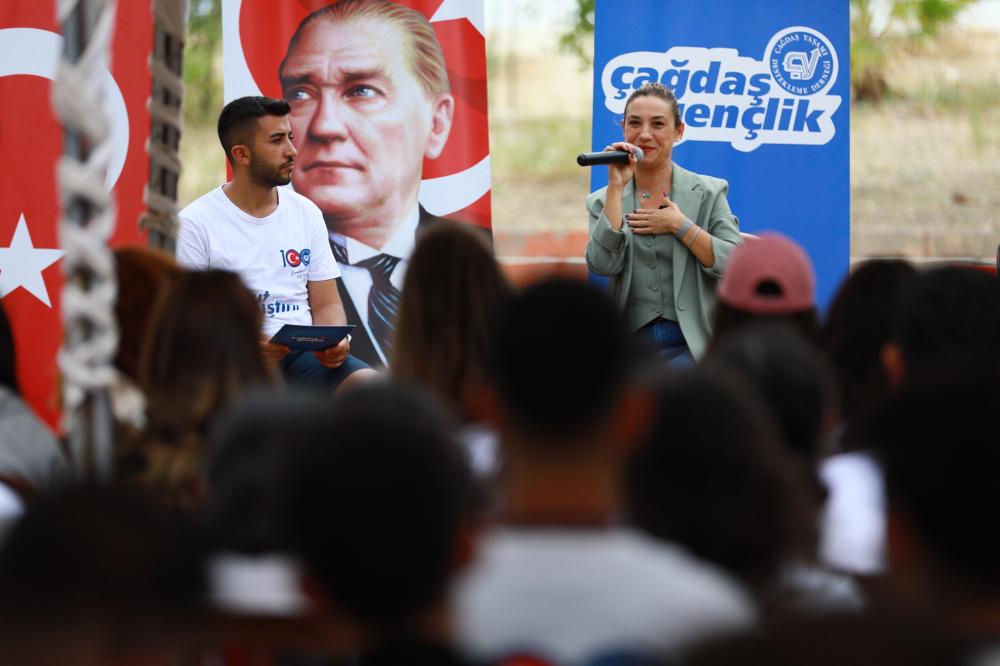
[141,0,189,251]
[53,0,121,478]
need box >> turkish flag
[0,2,151,431]
[225,0,491,228]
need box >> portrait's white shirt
[330,204,418,365]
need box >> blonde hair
[282,0,450,97]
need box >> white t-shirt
[452,527,754,664]
[819,450,886,575]
[177,185,341,336]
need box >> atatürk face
[280,16,453,226]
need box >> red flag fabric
[0,2,151,430]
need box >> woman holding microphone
[585,83,742,362]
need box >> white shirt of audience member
[453,526,755,664]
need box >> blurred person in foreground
[585,83,741,363]
[817,259,915,577]
[709,232,819,352]
[454,279,753,664]
[392,221,513,479]
[0,301,67,507]
[697,327,863,612]
[0,485,206,665]
[873,366,1000,662]
[177,96,374,391]
[137,269,274,507]
[277,383,478,665]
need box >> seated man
[177,96,373,391]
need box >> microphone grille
[634,147,645,162]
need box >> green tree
[183,0,223,126]
[557,0,981,102]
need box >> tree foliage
[556,0,981,102]
[183,0,223,125]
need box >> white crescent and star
[0,215,65,307]
[0,27,129,308]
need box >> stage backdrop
[0,3,151,430]
[221,0,490,227]
[591,0,849,310]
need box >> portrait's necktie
[356,253,401,355]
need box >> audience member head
[0,485,206,663]
[0,301,16,395]
[884,266,1000,384]
[820,259,915,450]
[624,370,810,592]
[713,233,819,349]
[203,389,330,553]
[112,246,181,384]
[703,323,834,478]
[138,269,271,505]
[392,222,512,421]
[487,278,638,449]
[874,366,1000,617]
[277,383,475,637]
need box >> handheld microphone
[576,147,644,167]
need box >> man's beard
[249,156,292,188]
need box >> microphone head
[634,147,644,162]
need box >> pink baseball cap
[717,233,816,315]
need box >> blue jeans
[640,318,694,367]
[280,350,370,391]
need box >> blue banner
[591,0,849,310]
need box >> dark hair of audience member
[624,370,812,594]
[203,389,330,553]
[0,485,206,661]
[874,365,1000,602]
[138,269,272,505]
[712,301,820,351]
[820,259,915,451]
[0,301,17,395]
[277,383,475,630]
[392,222,512,422]
[890,265,1000,373]
[113,245,182,384]
[488,278,632,443]
[217,95,292,164]
[703,323,834,499]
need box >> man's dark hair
[892,266,1000,370]
[203,389,331,554]
[488,279,631,442]
[875,366,1000,596]
[217,96,291,165]
[0,485,206,655]
[704,322,833,465]
[624,370,810,591]
[820,259,915,449]
[276,383,474,627]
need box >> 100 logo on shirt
[279,248,311,268]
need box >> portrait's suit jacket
[585,163,742,359]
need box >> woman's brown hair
[391,223,512,421]
[137,269,271,504]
